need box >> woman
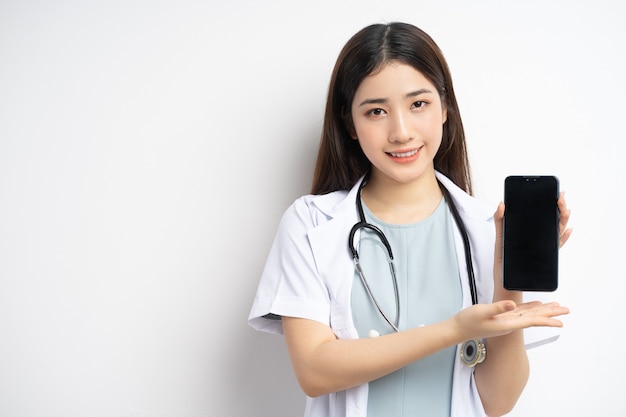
[248,22,571,417]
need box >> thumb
[492,300,517,315]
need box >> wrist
[493,272,523,303]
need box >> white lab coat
[248,171,558,417]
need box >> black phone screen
[503,176,560,291]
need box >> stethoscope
[348,174,486,367]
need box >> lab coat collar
[310,171,492,224]
[309,176,365,219]
[435,172,494,223]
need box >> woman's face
[350,62,447,186]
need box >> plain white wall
[1,1,624,416]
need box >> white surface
[0,1,624,416]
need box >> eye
[367,108,386,117]
[412,101,427,109]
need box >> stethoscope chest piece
[460,339,486,367]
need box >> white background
[1,1,624,416]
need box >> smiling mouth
[388,148,419,158]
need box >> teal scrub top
[351,198,462,417]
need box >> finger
[559,209,571,232]
[560,227,573,248]
[557,191,568,209]
[559,208,570,227]
[508,301,541,318]
[557,192,573,248]
[528,317,565,327]
[517,302,570,319]
[521,311,568,328]
[516,300,544,311]
[504,301,553,319]
[558,192,570,229]
[489,299,517,316]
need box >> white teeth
[389,149,418,157]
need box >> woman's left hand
[493,192,573,289]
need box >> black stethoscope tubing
[348,174,478,332]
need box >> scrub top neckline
[360,196,446,229]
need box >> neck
[361,170,443,224]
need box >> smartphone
[503,176,560,291]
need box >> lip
[386,146,422,163]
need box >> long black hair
[311,22,472,195]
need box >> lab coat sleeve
[248,197,331,335]
[522,291,563,348]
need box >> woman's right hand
[452,299,569,342]
[282,300,569,398]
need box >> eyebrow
[357,88,434,107]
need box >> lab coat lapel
[436,172,496,306]
[307,178,363,333]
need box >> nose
[389,111,413,143]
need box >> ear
[342,110,358,139]
[347,124,358,140]
[442,106,448,124]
